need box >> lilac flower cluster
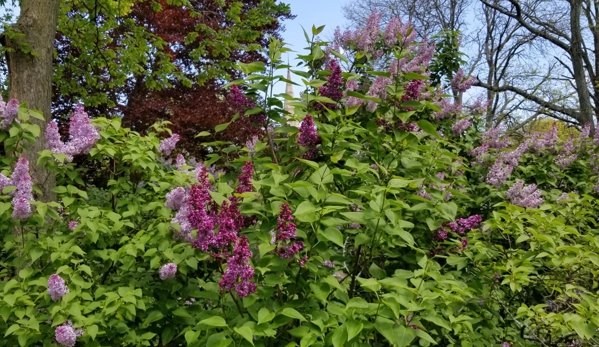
[435,98,462,120]
[219,236,257,297]
[0,99,20,129]
[450,69,476,93]
[159,133,180,156]
[235,162,254,194]
[556,192,569,203]
[159,263,177,280]
[273,204,304,259]
[246,136,258,156]
[451,118,472,136]
[166,163,258,296]
[68,221,78,230]
[356,11,382,53]
[555,135,578,169]
[469,95,490,115]
[3,157,34,220]
[448,215,483,235]
[315,59,343,110]
[298,115,320,147]
[344,79,363,108]
[55,321,83,347]
[366,76,392,112]
[46,105,100,161]
[175,154,186,170]
[505,180,544,208]
[229,85,265,125]
[529,123,558,152]
[383,17,416,46]
[48,274,69,301]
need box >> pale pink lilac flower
[0,173,12,192]
[0,99,19,129]
[323,260,334,267]
[469,95,490,115]
[67,104,100,155]
[450,69,476,93]
[48,274,69,301]
[435,98,461,119]
[246,136,259,156]
[165,187,187,211]
[366,77,392,112]
[506,180,544,208]
[556,192,569,203]
[55,321,83,347]
[486,159,513,187]
[159,263,177,280]
[452,118,472,135]
[159,134,180,156]
[356,11,381,53]
[68,221,78,230]
[175,154,186,170]
[383,17,416,46]
[555,154,577,169]
[11,158,33,219]
[345,79,363,108]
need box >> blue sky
[272,0,350,95]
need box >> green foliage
[1,18,599,347]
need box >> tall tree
[477,0,597,129]
[1,0,61,200]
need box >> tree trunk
[5,0,61,201]
[569,0,595,127]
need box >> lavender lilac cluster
[159,263,177,280]
[0,98,20,129]
[506,180,544,208]
[55,321,83,347]
[159,133,180,156]
[47,274,69,301]
[273,204,304,259]
[46,104,100,162]
[0,157,34,220]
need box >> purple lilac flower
[459,237,468,250]
[0,99,19,129]
[469,95,490,115]
[55,321,83,347]
[417,187,432,200]
[68,221,78,230]
[213,197,242,249]
[0,173,12,192]
[67,104,100,155]
[448,215,483,235]
[175,154,186,170]
[435,98,461,119]
[356,11,381,53]
[556,192,569,203]
[246,136,258,156]
[315,59,343,110]
[235,162,254,194]
[345,79,363,108]
[502,342,511,347]
[501,140,530,167]
[159,263,177,280]
[165,187,187,211]
[299,256,309,267]
[555,154,577,169]
[383,17,416,46]
[45,121,68,158]
[276,204,297,242]
[486,159,514,186]
[366,77,392,112]
[435,227,448,241]
[48,274,69,301]
[452,118,472,135]
[298,115,320,147]
[450,69,476,93]
[323,260,334,268]
[506,180,544,208]
[159,134,180,156]
[11,158,33,220]
[278,241,304,259]
[219,236,256,297]
[530,123,558,151]
[334,272,344,279]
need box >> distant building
[283,70,300,127]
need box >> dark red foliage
[52,0,294,158]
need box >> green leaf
[395,325,417,347]
[346,319,363,341]
[215,122,231,133]
[234,326,254,346]
[185,330,200,344]
[321,227,344,247]
[199,316,228,327]
[87,325,99,340]
[280,308,306,321]
[416,119,441,139]
[332,326,347,347]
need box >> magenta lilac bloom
[55,321,83,347]
[219,236,256,297]
[159,263,177,280]
[159,133,180,156]
[68,221,79,230]
[315,59,344,110]
[323,260,334,268]
[448,215,483,235]
[48,274,69,301]
[298,115,320,148]
[235,162,254,194]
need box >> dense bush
[1,13,599,347]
